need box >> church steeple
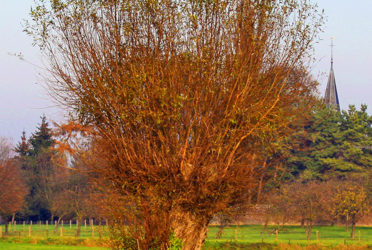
[324,37,340,111]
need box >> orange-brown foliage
[28,0,323,248]
[0,160,27,220]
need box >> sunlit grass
[2,224,372,249]
[205,225,372,249]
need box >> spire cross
[330,37,335,67]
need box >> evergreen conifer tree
[287,105,372,181]
[15,116,58,221]
[15,131,30,157]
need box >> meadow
[205,225,372,249]
[1,224,372,249]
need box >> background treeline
[0,116,101,235]
[1,102,371,240]
[253,104,372,240]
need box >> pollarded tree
[27,0,323,248]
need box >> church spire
[324,37,340,111]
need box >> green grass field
[0,242,105,250]
[205,225,372,249]
[0,224,109,249]
[1,224,372,249]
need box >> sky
[0,0,372,144]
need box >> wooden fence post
[46,220,49,230]
[84,219,87,228]
[316,231,319,241]
[70,220,72,229]
[358,230,361,243]
[60,227,63,237]
[28,226,32,237]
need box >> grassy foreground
[205,225,372,249]
[1,224,372,249]
[0,242,105,250]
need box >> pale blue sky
[1,0,371,143]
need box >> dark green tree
[29,115,55,156]
[15,116,59,221]
[15,131,31,157]
[287,104,372,181]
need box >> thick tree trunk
[171,209,210,250]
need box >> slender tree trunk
[351,216,356,240]
[306,220,312,241]
[300,216,305,228]
[345,213,349,232]
[76,218,81,237]
[171,209,210,250]
[4,217,9,235]
[54,217,62,234]
[216,223,226,239]
[11,214,15,225]
[256,164,266,203]
[98,219,102,239]
[307,201,313,240]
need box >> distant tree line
[1,105,370,241]
[264,104,372,240]
[0,116,101,236]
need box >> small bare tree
[0,137,12,163]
